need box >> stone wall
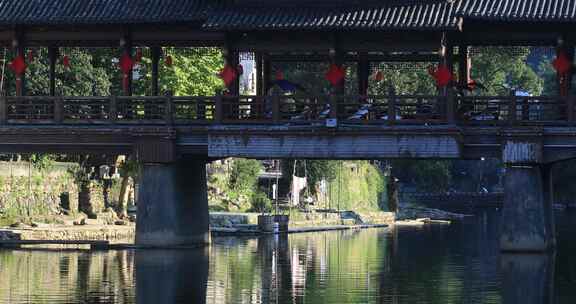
[355,211,396,225]
[0,225,134,242]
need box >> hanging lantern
[219,64,238,87]
[9,55,26,76]
[165,55,173,67]
[135,48,143,63]
[325,63,345,87]
[62,55,71,68]
[428,64,452,87]
[119,52,134,93]
[275,70,284,80]
[374,71,384,82]
[9,54,26,95]
[553,50,572,76]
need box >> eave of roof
[456,0,576,23]
[204,0,460,31]
[0,0,222,26]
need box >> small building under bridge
[0,0,574,251]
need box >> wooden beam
[123,33,133,96]
[15,34,25,97]
[151,46,161,96]
[263,53,271,94]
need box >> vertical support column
[255,52,264,96]
[135,139,210,247]
[123,36,133,97]
[151,46,161,96]
[262,53,271,95]
[357,52,370,96]
[458,43,469,91]
[225,50,240,95]
[48,47,57,96]
[500,140,555,252]
[15,38,25,97]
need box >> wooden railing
[0,94,573,126]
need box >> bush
[251,191,272,213]
[230,159,262,194]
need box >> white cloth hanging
[290,175,307,206]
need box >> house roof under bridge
[203,0,461,31]
[0,0,224,25]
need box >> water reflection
[500,254,555,304]
[136,249,209,304]
[2,211,576,303]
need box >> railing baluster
[214,94,223,124]
[446,91,455,124]
[0,96,6,125]
[388,94,396,125]
[109,96,117,124]
[54,97,63,123]
[567,95,574,124]
[508,90,517,125]
[272,95,280,123]
[165,96,174,125]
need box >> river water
[0,209,575,304]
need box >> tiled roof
[457,0,576,22]
[0,0,221,25]
[204,0,460,31]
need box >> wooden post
[109,96,118,124]
[262,53,271,95]
[122,34,133,96]
[358,52,370,96]
[54,97,63,123]
[272,94,280,123]
[447,90,455,124]
[509,90,517,124]
[48,47,57,96]
[0,96,6,124]
[151,47,160,96]
[329,95,338,119]
[214,94,223,124]
[16,44,25,97]
[255,52,264,96]
[458,44,469,91]
[567,95,574,123]
[165,95,174,125]
[388,90,396,125]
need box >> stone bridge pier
[135,138,210,247]
[500,140,555,252]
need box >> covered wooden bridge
[0,0,574,251]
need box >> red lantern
[9,55,26,76]
[135,48,143,63]
[119,52,134,93]
[553,51,572,76]
[9,55,26,95]
[275,70,284,80]
[219,64,238,87]
[428,64,452,87]
[325,63,345,86]
[165,55,173,67]
[62,55,71,68]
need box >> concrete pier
[135,157,210,247]
[500,165,555,252]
